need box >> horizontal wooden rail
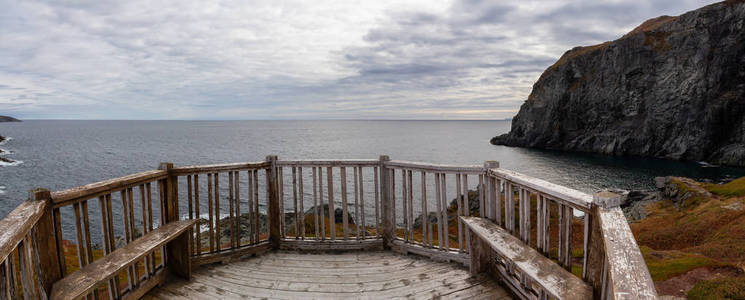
[276,159,380,167]
[171,161,270,175]
[386,160,484,173]
[488,167,593,210]
[51,170,167,205]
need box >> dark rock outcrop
[0,116,20,122]
[492,1,745,167]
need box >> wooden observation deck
[0,156,656,299]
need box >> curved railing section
[0,155,656,299]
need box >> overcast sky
[0,0,716,120]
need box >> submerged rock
[492,1,745,167]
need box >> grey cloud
[0,0,720,120]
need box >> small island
[0,115,21,122]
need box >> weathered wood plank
[0,199,47,264]
[292,167,302,239]
[214,173,220,252]
[207,174,215,252]
[421,171,429,247]
[489,168,593,210]
[298,167,304,240]
[401,169,408,242]
[148,251,508,300]
[597,206,657,299]
[51,170,167,205]
[191,242,272,266]
[50,219,197,300]
[389,240,469,266]
[312,167,319,239]
[407,170,414,242]
[355,167,362,240]
[435,173,443,249]
[340,167,349,240]
[171,161,270,175]
[327,167,335,240]
[276,159,380,167]
[385,160,483,173]
[279,239,383,252]
[440,173,449,249]
[234,172,241,247]
[193,175,201,254]
[319,167,326,240]
[265,156,280,248]
[462,216,592,300]
[373,166,380,237]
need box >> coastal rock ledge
[492,1,745,167]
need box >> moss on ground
[706,176,745,197]
[631,176,745,296]
[688,277,745,300]
[640,246,725,281]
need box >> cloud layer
[0,0,715,119]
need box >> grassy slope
[630,177,745,297]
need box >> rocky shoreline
[0,135,19,165]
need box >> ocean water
[1,120,744,223]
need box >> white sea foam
[697,161,720,168]
[0,136,10,146]
[0,186,5,195]
[0,159,23,167]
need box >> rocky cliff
[492,1,745,167]
[0,116,21,122]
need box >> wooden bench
[461,216,593,300]
[51,219,197,300]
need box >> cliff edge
[492,1,745,167]
[0,116,21,122]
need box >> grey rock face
[0,116,20,122]
[492,1,745,167]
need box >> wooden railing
[0,155,657,299]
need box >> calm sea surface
[1,120,744,231]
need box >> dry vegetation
[630,177,745,298]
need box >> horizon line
[5,118,513,122]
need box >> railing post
[158,162,178,223]
[586,191,621,299]
[482,161,498,220]
[379,155,394,248]
[29,188,62,298]
[266,155,281,249]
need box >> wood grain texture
[51,170,167,205]
[488,168,592,211]
[0,199,47,264]
[276,159,379,167]
[597,207,657,299]
[50,219,197,300]
[386,160,484,173]
[171,161,270,175]
[146,250,511,299]
[462,216,592,300]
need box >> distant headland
[0,116,21,122]
[492,0,745,167]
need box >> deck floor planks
[147,251,512,299]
